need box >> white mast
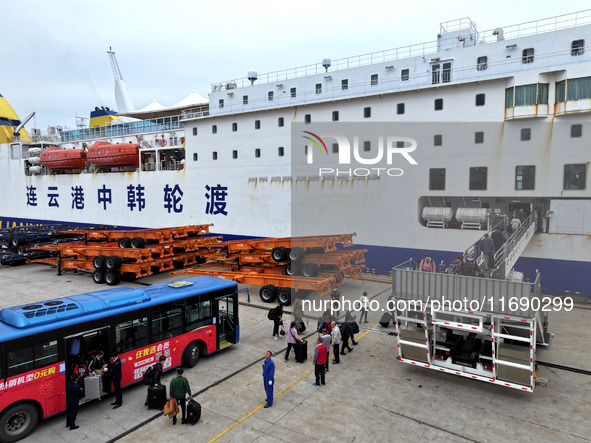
[107,47,135,113]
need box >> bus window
[152,307,183,342]
[115,317,149,354]
[7,340,58,377]
[34,340,58,369]
[8,347,34,377]
[185,299,212,330]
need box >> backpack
[317,319,330,333]
[267,307,277,321]
[462,261,476,276]
[142,366,154,386]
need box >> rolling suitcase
[84,374,102,400]
[295,340,307,363]
[147,384,167,410]
[186,398,201,425]
[379,313,392,327]
[296,321,306,334]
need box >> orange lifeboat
[40,146,87,171]
[87,142,139,168]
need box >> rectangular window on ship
[515,165,535,190]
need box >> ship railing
[202,45,590,118]
[494,214,537,279]
[59,116,184,143]
[212,10,591,89]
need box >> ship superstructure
[1,11,590,295]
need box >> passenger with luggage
[312,337,327,386]
[262,351,275,408]
[317,311,332,333]
[106,355,122,409]
[145,355,167,408]
[359,291,369,323]
[66,374,84,431]
[321,328,332,372]
[340,321,353,355]
[270,304,283,341]
[330,321,341,364]
[480,233,495,271]
[344,310,358,345]
[330,287,341,318]
[284,321,303,362]
[169,368,192,424]
[461,253,481,277]
[88,351,107,375]
[450,255,463,275]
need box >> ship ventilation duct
[493,28,504,41]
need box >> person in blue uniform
[107,355,122,408]
[66,374,84,430]
[262,350,275,408]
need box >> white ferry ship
[1,11,590,296]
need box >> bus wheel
[0,403,39,442]
[182,342,201,367]
[277,288,292,306]
[105,271,121,286]
[92,255,106,270]
[105,255,121,271]
[93,270,105,284]
[259,285,277,303]
[118,237,131,248]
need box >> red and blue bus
[0,276,238,442]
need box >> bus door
[215,294,237,349]
[64,326,111,383]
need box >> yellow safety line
[207,324,378,443]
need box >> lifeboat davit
[40,146,87,171]
[87,142,139,168]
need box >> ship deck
[2,264,590,442]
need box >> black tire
[92,255,106,270]
[277,288,292,306]
[93,270,105,284]
[0,403,39,443]
[301,263,318,277]
[182,341,201,367]
[285,263,300,276]
[131,237,145,249]
[271,247,288,262]
[105,270,121,285]
[288,247,305,262]
[105,255,121,270]
[10,237,24,249]
[259,285,278,303]
[17,245,27,254]
[118,237,131,248]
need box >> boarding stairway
[464,213,537,280]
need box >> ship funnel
[247,70,258,85]
[322,58,331,72]
[493,28,504,41]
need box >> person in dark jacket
[66,374,84,430]
[480,233,495,271]
[491,227,505,251]
[272,305,283,340]
[145,355,167,406]
[107,355,122,408]
[169,368,192,424]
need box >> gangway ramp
[392,268,550,391]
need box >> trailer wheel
[285,263,300,276]
[182,341,201,367]
[259,285,277,303]
[10,237,24,249]
[301,263,318,278]
[0,402,39,443]
[92,255,106,270]
[271,247,288,262]
[118,237,131,248]
[92,270,105,284]
[105,255,121,270]
[131,237,145,249]
[105,270,121,285]
[17,245,27,254]
[277,288,292,306]
[288,247,305,262]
